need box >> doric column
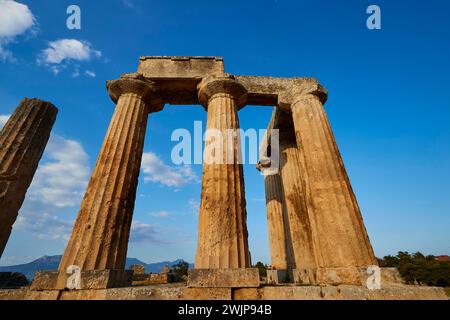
[59,73,163,271]
[279,80,377,272]
[256,160,293,271]
[279,134,317,282]
[0,98,57,258]
[195,74,251,269]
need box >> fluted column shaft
[262,172,293,270]
[195,74,251,269]
[59,74,161,271]
[289,92,377,268]
[279,139,317,270]
[0,98,57,258]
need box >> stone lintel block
[135,57,327,107]
[0,284,447,300]
[233,285,448,300]
[292,269,318,285]
[187,269,260,288]
[138,56,224,79]
[30,270,132,291]
[312,267,405,286]
[183,288,232,300]
[266,270,293,284]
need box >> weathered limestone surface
[130,264,145,275]
[0,98,57,258]
[58,73,162,272]
[0,283,446,300]
[195,74,251,269]
[278,84,378,272]
[30,270,133,291]
[137,56,321,107]
[266,270,292,284]
[279,127,316,280]
[261,173,292,271]
[234,285,448,300]
[188,269,260,288]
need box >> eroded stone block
[266,270,292,284]
[138,56,224,79]
[30,270,132,291]
[188,269,260,288]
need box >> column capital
[197,73,248,109]
[278,78,328,112]
[106,73,164,113]
[256,158,279,177]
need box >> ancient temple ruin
[0,56,447,300]
[38,56,377,288]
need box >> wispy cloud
[141,152,199,188]
[129,220,169,244]
[13,134,91,240]
[0,0,36,62]
[37,39,102,76]
[85,70,96,78]
[0,114,10,128]
[148,210,172,218]
[27,135,90,208]
[188,198,200,216]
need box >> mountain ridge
[0,255,193,281]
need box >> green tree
[172,260,189,281]
[254,261,267,278]
[380,251,450,287]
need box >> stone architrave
[0,98,57,258]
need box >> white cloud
[0,0,35,38]
[1,118,88,240]
[129,220,167,244]
[0,0,36,62]
[0,44,15,62]
[71,66,80,78]
[188,198,200,216]
[0,114,10,128]
[15,213,74,241]
[28,135,90,208]
[14,134,91,240]
[85,70,96,78]
[141,152,199,188]
[148,210,172,218]
[39,39,101,64]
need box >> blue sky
[0,0,449,266]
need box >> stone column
[279,134,317,283]
[58,73,163,272]
[260,171,291,271]
[279,81,377,283]
[194,74,251,269]
[0,98,57,258]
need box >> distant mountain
[0,255,193,281]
